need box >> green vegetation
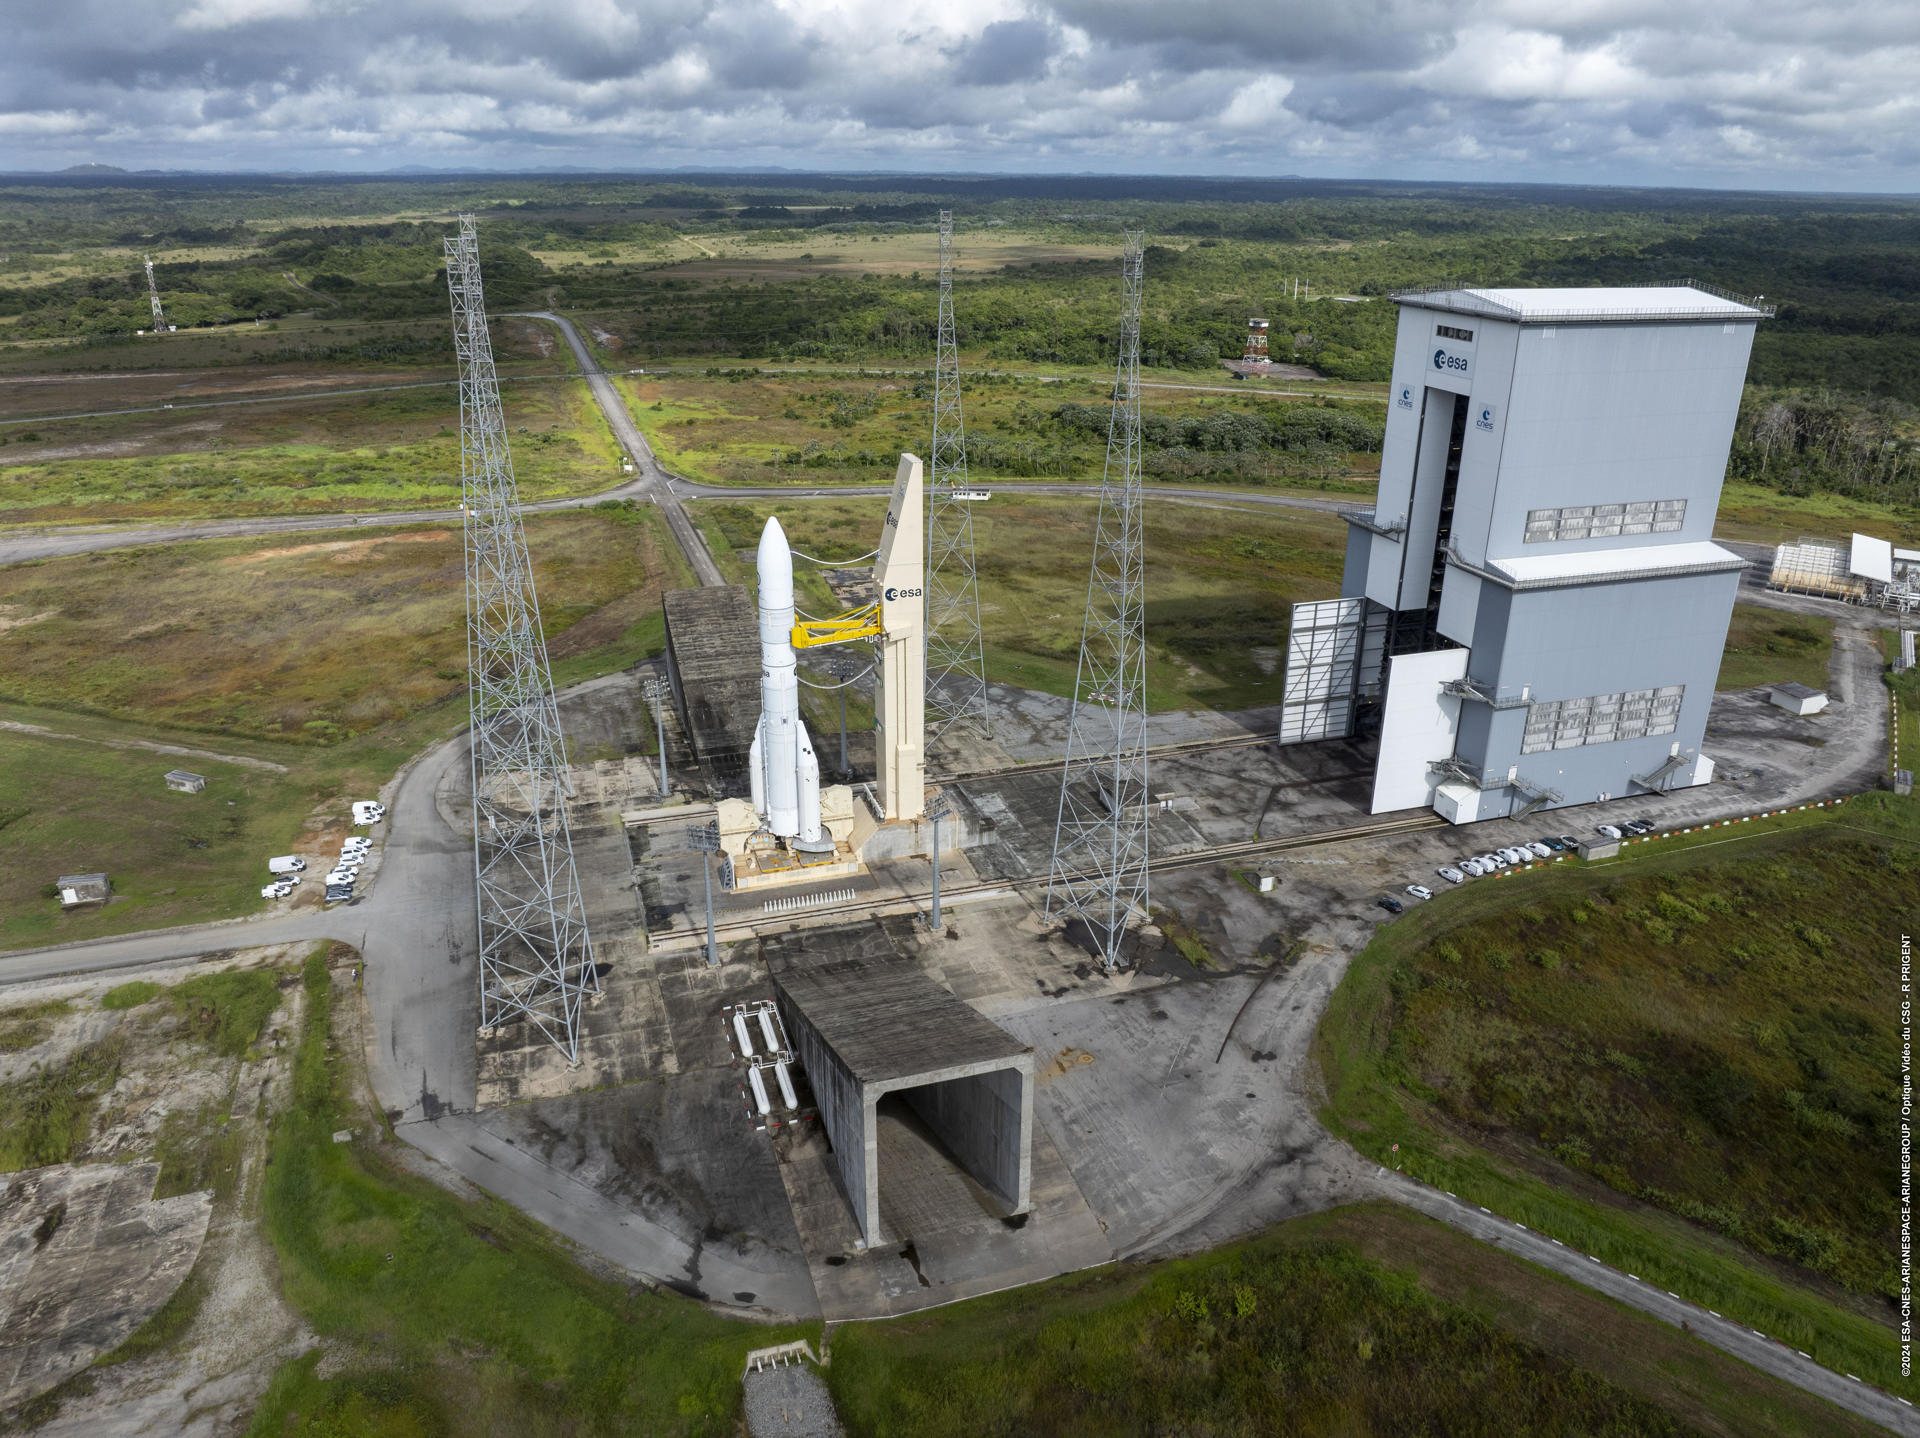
[694,494,1343,713]
[1715,605,1836,690]
[1317,795,1916,1396]
[0,1034,123,1170]
[100,980,161,1009]
[165,968,284,1057]
[0,505,687,948]
[253,947,794,1436]
[0,998,72,1051]
[0,362,621,524]
[827,1201,1871,1437]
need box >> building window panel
[1523,498,1689,543]
[1522,684,1687,751]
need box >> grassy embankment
[0,349,620,525]
[827,1200,1877,1438]
[1716,606,1837,691]
[249,946,799,1435]
[615,368,1384,499]
[1315,794,1916,1398]
[0,505,685,948]
[0,965,281,1183]
[691,493,1347,714]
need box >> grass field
[619,368,1385,495]
[826,1200,1874,1438]
[0,505,687,948]
[1315,795,1916,1397]
[1713,482,1920,547]
[0,332,619,524]
[691,493,1347,713]
[251,946,798,1436]
[1715,605,1837,690]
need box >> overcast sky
[5,0,1918,191]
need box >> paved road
[510,311,725,587]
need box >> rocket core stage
[749,516,830,851]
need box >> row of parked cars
[1376,819,1662,914]
[259,800,388,904]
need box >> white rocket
[750,517,830,851]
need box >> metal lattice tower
[1046,232,1149,971]
[925,210,990,739]
[143,257,166,331]
[444,214,597,1062]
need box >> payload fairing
[750,517,831,851]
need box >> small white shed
[1768,682,1829,716]
[165,769,207,793]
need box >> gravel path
[743,1365,844,1438]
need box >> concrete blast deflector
[774,958,1033,1245]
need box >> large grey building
[1280,283,1771,823]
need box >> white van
[351,801,386,825]
[267,856,307,874]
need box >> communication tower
[143,256,168,332]
[924,210,990,739]
[1242,317,1270,366]
[444,214,597,1062]
[1046,232,1150,971]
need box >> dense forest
[0,170,1914,498]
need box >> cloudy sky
[6,0,1919,190]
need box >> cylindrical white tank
[732,1011,756,1059]
[757,1007,779,1052]
[747,1065,771,1116]
[774,1059,798,1110]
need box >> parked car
[1501,847,1529,865]
[1526,841,1553,859]
[1539,836,1565,852]
[1626,819,1657,835]
[1483,852,1508,869]
[324,869,359,887]
[1436,866,1465,885]
[1405,884,1434,901]
[1376,896,1404,914]
[352,800,386,825]
[324,884,354,903]
[1596,824,1624,840]
[260,882,293,899]
[267,855,306,874]
[1457,858,1482,876]
[1557,834,1580,849]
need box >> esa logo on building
[1475,404,1496,432]
[1432,347,1470,373]
[885,586,922,602]
[1396,384,1414,409]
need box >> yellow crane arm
[791,604,883,650]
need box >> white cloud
[0,0,1914,187]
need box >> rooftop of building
[1770,681,1827,701]
[1481,538,1749,589]
[774,956,1030,1085]
[1394,282,1773,324]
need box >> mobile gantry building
[1280,284,1772,823]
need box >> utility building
[1281,283,1771,822]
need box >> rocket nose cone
[756,516,794,606]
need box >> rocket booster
[750,517,826,848]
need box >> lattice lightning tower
[445,214,597,1062]
[1046,232,1149,971]
[924,210,990,739]
[143,257,166,331]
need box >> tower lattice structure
[924,210,990,739]
[143,257,166,330]
[1046,233,1149,971]
[444,214,597,1061]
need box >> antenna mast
[924,210,990,739]
[1046,232,1150,972]
[444,214,597,1062]
[143,257,167,331]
